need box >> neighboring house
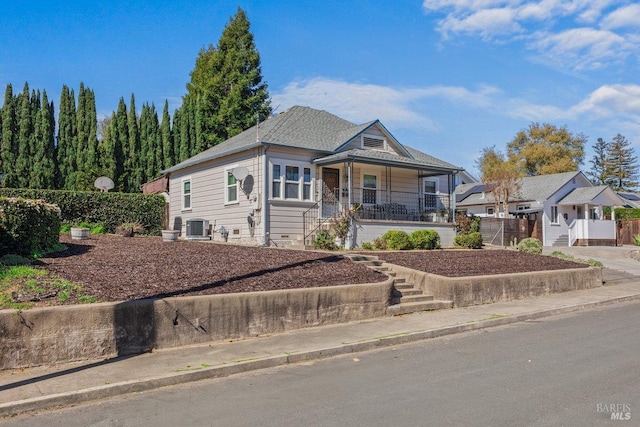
[618,191,640,208]
[161,106,467,248]
[455,171,625,246]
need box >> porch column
[584,203,589,219]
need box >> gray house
[456,171,624,246]
[161,106,466,248]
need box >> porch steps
[552,234,569,247]
[345,254,453,316]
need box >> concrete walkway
[2,246,640,417]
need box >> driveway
[543,245,640,276]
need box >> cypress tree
[15,83,34,188]
[126,94,141,192]
[1,84,18,187]
[75,83,100,189]
[31,90,56,188]
[161,100,174,169]
[57,86,78,189]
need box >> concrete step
[387,300,453,316]
[397,288,423,296]
[397,294,435,303]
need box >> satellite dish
[94,176,115,192]
[231,166,249,181]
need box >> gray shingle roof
[456,171,582,206]
[162,105,460,174]
[557,186,608,204]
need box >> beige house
[161,106,465,248]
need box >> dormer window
[362,134,386,151]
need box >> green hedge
[614,208,640,220]
[409,229,441,250]
[0,197,61,256]
[454,232,483,249]
[0,189,165,235]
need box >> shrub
[455,213,480,234]
[373,237,387,250]
[361,241,374,250]
[633,234,640,246]
[454,232,483,249]
[0,189,165,235]
[115,222,144,237]
[517,237,543,254]
[409,229,441,250]
[550,251,603,268]
[382,230,413,250]
[0,197,61,257]
[313,230,337,250]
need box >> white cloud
[422,0,635,71]
[531,27,630,70]
[271,78,499,130]
[601,3,640,29]
[572,84,640,117]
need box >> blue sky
[2,1,639,177]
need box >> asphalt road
[4,301,639,426]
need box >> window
[182,178,191,210]
[285,166,299,199]
[271,160,314,201]
[272,165,281,198]
[225,170,238,204]
[362,174,377,204]
[551,205,559,224]
[517,205,530,211]
[486,207,494,216]
[303,168,312,200]
[423,179,437,211]
[589,208,598,220]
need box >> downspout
[347,160,353,249]
[450,172,457,225]
[262,145,270,246]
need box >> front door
[577,206,584,219]
[322,168,340,218]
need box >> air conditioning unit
[186,218,210,240]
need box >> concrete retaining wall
[386,264,602,307]
[0,280,393,370]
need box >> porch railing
[351,188,452,222]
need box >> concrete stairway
[552,234,569,247]
[345,254,453,316]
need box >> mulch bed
[24,235,588,306]
[366,250,589,277]
[36,235,386,303]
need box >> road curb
[2,292,640,417]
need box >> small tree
[476,146,522,217]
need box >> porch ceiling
[313,149,461,174]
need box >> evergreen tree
[161,100,174,169]
[101,98,127,189]
[184,7,270,149]
[15,83,34,188]
[606,134,639,191]
[57,85,78,189]
[125,94,141,192]
[1,84,18,187]
[31,90,56,188]
[75,83,100,189]
[587,138,609,185]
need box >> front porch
[303,156,459,248]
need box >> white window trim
[224,165,240,205]
[361,133,386,151]
[486,206,494,216]
[270,159,314,202]
[423,178,438,195]
[181,177,192,211]
[361,172,379,205]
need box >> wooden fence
[617,219,640,245]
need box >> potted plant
[162,229,180,242]
[70,226,90,240]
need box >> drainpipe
[262,145,270,246]
[347,160,353,249]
